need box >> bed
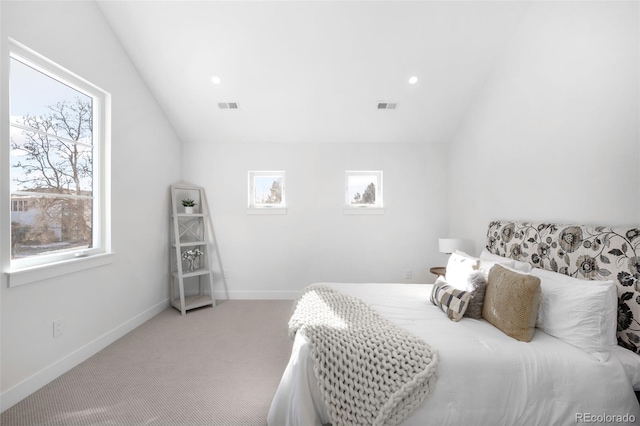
[268,221,640,426]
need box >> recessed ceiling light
[211,76,221,85]
[408,76,418,85]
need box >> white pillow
[480,249,532,273]
[440,255,487,319]
[445,252,480,287]
[455,250,515,275]
[531,268,617,362]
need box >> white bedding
[611,346,640,391]
[268,283,640,426]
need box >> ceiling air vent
[377,102,397,110]
[218,102,240,110]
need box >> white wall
[0,1,183,409]
[449,1,640,254]
[183,142,450,298]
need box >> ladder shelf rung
[171,294,214,312]
[173,241,207,248]
[173,269,211,278]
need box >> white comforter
[268,283,640,426]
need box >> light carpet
[1,300,293,426]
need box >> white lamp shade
[439,238,463,254]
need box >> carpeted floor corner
[1,300,294,425]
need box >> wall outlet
[223,269,230,279]
[53,319,63,337]
[404,269,413,279]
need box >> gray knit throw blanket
[288,284,438,426]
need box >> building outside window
[11,199,28,212]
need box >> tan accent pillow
[482,264,541,342]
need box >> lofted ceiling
[97,1,531,144]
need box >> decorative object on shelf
[438,238,463,255]
[181,198,197,214]
[182,248,203,272]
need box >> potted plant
[181,198,197,214]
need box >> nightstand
[429,266,446,277]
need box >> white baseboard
[0,298,170,413]
[214,290,298,300]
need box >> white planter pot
[184,206,194,214]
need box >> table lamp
[438,238,463,255]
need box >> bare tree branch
[11,97,93,250]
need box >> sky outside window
[10,58,94,194]
[10,58,91,122]
[254,176,282,204]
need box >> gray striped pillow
[430,278,471,322]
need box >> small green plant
[181,199,196,207]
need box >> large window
[8,41,109,272]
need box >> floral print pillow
[486,221,640,355]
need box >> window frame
[247,171,287,215]
[344,170,384,215]
[5,39,112,285]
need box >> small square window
[248,171,286,214]
[345,171,383,213]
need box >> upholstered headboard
[486,221,640,355]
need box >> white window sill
[344,207,385,215]
[5,252,115,288]
[246,207,287,215]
